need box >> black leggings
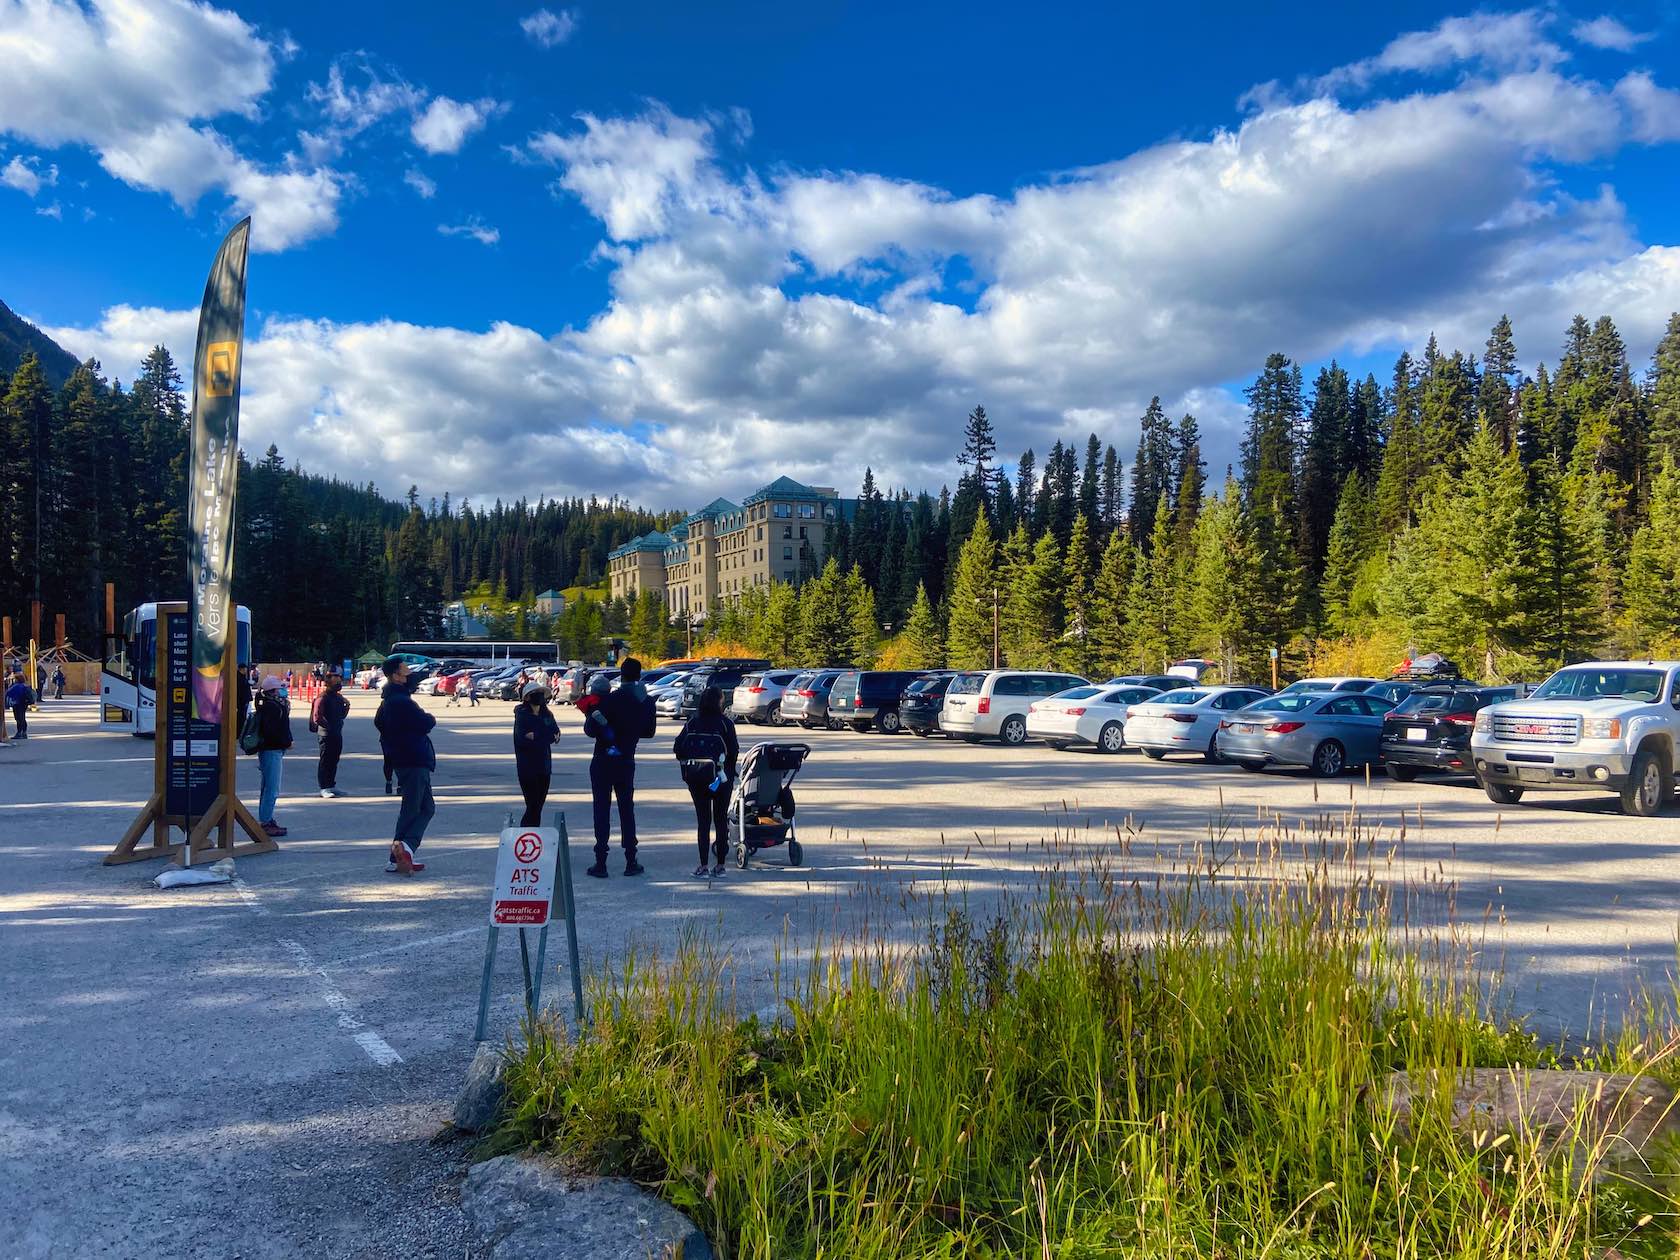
[689,784,728,863]
[519,768,551,827]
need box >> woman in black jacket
[253,676,293,837]
[513,680,561,826]
[673,685,739,877]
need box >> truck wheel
[1621,749,1667,817]
[877,710,902,734]
[1097,722,1125,754]
[1385,764,1420,783]
[1310,740,1345,777]
[999,715,1027,746]
[1484,781,1524,805]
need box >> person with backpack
[673,685,739,878]
[51,666,65,699]
[252,676,293,837]
[374,658,436,875]
[513,680,560,826]
[311,670,350,798]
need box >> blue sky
[2,1,1678,507]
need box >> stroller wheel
[787,838,803,867]
[735,842,749,869]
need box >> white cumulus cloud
[1573,15,1653,51]
[403,167,437,198]
[1,153,57,196]
[520,7,576,48]
[0,0,340,250]
[438,216,499,245]
[411,94,503,155]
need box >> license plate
[1518,768,1551,783]
[1405,728,1427,742]
[1235,724,1255,734]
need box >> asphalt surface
[3,690,1678,1257]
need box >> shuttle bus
[388,640,560,667]
[100,603,253,736]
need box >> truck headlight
[1474,710,1491,733]
[1583,717,1621,739]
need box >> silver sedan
[1217,691,1398,776]
[1123,686,1272,762]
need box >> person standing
[673,685,739,878]
[6,671,31,739]
[513,681,560,826]
[51,666,65,699]
[586,656,656,878]
[311,670,350,799]
[375,658,435,875]
[253,675,293,837]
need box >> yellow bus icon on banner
[205,341,238,397]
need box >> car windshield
[1248,694,1319,713]
[1393,691,1465,715]
[1531,668,1666,702]
[1052,686,1102,701]
[1151,689,1206,706]
[949,673,985,695]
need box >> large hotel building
[607,476,845,620]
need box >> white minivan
[940,669,1089,745]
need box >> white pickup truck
[1470,661,1680,815]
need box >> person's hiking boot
[623,858,645,877]
[260,819,286,837]
[585,860,608,879]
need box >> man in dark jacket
[311,671,351,798]
[253,676,293,837]
[513,680,560,826]
[586,657,656,878]
[374,658,436,875]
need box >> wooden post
[2,615,10,659]
[105,583,115,636]
[30,599,41,648]
[55,613,65,650]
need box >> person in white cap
[513,680,560,826]
[252,675,293,837]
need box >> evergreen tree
[1374,350,1423,533]
[1058,513,1096,675]
[902,582,945,668]
[1128,398,1175,549]
[1184,480,1263,680]
[628,589,668,660]
[796,557,848,665]
[1480,315,1519,451]
[1518,455,1599,665]
[1126,498,1178,671]
[1241,353,1305,651]
[845,564,878,667]
[1,354,52,620]
[1622,454,1680,652]
[1300,364,1350,572]
[957,404,997,519]
[997,522,1033,665]
[1099,443,1122,533]
[1009,531,1063,668]
[1320,473,1373,637]
[1431,424,1528,673]
[1090,529,1136,673]
[1648,313,1680,467]
[1347,373,1384,485]
[944,513,997,669]
[1078,433,1102,530]
[1013,450,1036,530]
[761,580,802,665]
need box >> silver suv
[729,670,802,725]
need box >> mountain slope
[0,298,80,387]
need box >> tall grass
[493,808,1680,1258]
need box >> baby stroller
[730,741,811,869]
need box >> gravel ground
[3,689,1678,1256]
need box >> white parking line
[330,925,483,967]
[279,936,404,1068]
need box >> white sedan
[1027,685,1162,753]
[1123,685,1272,762]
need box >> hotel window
[783,546,793,561]
[773,503,792,519]
[799,526,807,539]
[798,504,816,519]
[782,525,792,539]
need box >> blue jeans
[393,766,435,852]
[257,750,284,823]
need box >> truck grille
[1491,713,1579,745]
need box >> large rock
[1381,1069,1680,1184]
[464,1154,713,1260]
[455,1043,508,1133]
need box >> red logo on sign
[494,900,549,925]
[514,832,543,863]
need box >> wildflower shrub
[494,828,1678,1258]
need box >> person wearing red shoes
[252,675,293,837]
[374,657,436,875]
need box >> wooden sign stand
[105,602,274,866]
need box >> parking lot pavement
[3,692,1678,1256]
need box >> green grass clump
[493,826,1680,1258]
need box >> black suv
[1380,684,1527,780]
[902,673,959,737]
[678,658,772,718]
[828,669,937,734]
